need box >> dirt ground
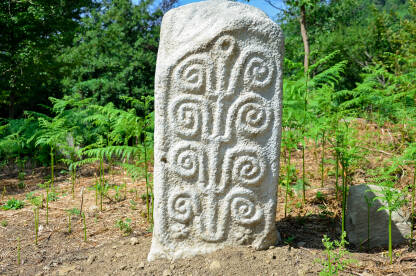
[1,120,416,276]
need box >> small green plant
[37,181,49,189]
[18,182,25,190]
[115,218,132,235]
[17,171,26,189]
[129,200,137,210]
[47,191,59,202]
[1,220,8,227]
[284,236,296,246]
[113,184,125,202]
[18,171,25,181]
[26,192,42,207]
[282,129,297,218]
[316,191,326,202]
[374,186,407,264]
[2,198,24,210]
[67,208,81,216]
[371,161,408,263]
[319,232,353,275]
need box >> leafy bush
[2,199,24,210]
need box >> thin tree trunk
[299,4,310,73]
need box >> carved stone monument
[148,0,284,261]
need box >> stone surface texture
[148,0,284,261]
[346,184,410,249]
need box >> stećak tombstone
[148,0,284,261]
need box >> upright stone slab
[149,0,284,261]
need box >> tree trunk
[299,4,310,73]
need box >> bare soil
[1,119,416,276]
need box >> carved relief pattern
[165,33,276,244]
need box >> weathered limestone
[148,0,284,261]
[346,184,410,249]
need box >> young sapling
[46,188,49,225]
[34,207,39,245]
[374,186,407,264]
[68,212,71,233]
[82,212,87,242]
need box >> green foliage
[47,191,59,202]
[1,220,8,227]
[319,232,353,275]
[370,160,408,263]
[0,0,95,118]
[26,192,42,207]
[61,0,161,109]
[2,198,24,210]
[129,200,138,210]
[115,218,132,235]
[67,208,81,216]
[316,191,326,202]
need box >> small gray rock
[138,262,145,269]
[130,237,139,245]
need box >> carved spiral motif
[168,190,199,224]
[235,94,272,136]
[243,52,274,91]
[170,96,204,138]
[170,142,201,178]
[232,151,265,186]
[228,188,263,225]
[175,54,209,94]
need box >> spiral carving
[170,142,202,178]
[222,145,266,187]
[174,54,210,94]
[168,190,199,224]
[232,151,265,186]
[243,51,274,91]
[228,188,263,226]
[231,94,272,137]
[170,96,206,138]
